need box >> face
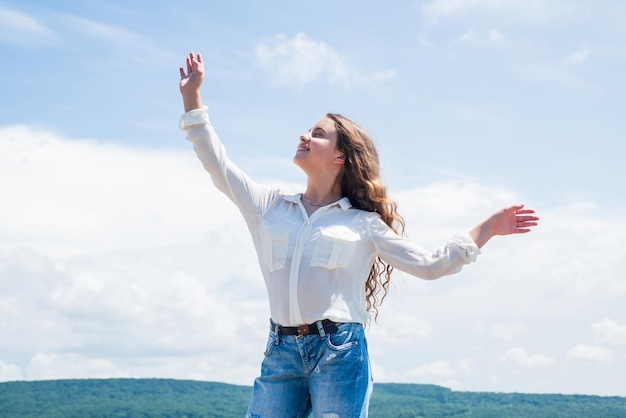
[293,117,344,172]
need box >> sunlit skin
[292,118,344,215]
[293,118,342,174]
[179,51,539,247]
[468,204,539,248]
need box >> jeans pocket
[326,327,359,351]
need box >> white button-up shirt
[181,107,480,326]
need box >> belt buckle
[296,325,310,337]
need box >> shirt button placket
[289,219,310,325]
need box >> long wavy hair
[327,113,406,321]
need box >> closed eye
[311,127,326,138]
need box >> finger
[179,66,186,78]
[197,52,203,63]
[516,215,539,222]
[186,57,192,73]
[499,205,524,217]
[515,221,538,234]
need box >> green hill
[0,378,624,417]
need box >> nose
[300,133,310,142]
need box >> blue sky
[1,0,625,397]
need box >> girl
[178,52,539,418]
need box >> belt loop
[316,320,327,340]
[272,319,280,345]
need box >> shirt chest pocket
[258,220,291,272]
[311,226,360,270]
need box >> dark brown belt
[272,319,339,337]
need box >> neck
[302,180,342,207]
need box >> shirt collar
[284,193,353,211]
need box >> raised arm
[469,204,539,248]
[179,52,204,112]
[177,52,277,218]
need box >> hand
[489,204,539,236]
[470,204,539,248]
[179,52,205,112]
[179,52,204,95]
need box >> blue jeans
[246,321,373,418]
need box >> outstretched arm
[177,51,277,218]
[469,204,539,248]
[179,52,204,112]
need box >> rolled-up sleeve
[179,107,276,218]
[370,216,481,280]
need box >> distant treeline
[0,378,625,417]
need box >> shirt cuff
[450,233,481,262]
[179,106,210,132]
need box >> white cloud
[68,17,140,43]
[394,180,519,242]
[22,350,261,384]
[592,319,626,346]
[458,358,475,372]
[374,184,626,321]
[407,360,456,377]
[26,353,124,381]
[439,378,461,390]
[418,36,432,47]
[0,8,176,62]
[0,7,60,46]
[0,360,22,382]
[357,69,397,85]
[255,32,395,88]
[517,62,598,93]
[255,32,347,86]
[57,14,177,62]
[0,124,245,257]
[0,125,269,385]
[488,28,505,45]
[458,27,506,46]
[422,0,479,18]
[458,28,480,44]
[566,344,614,364]
[62,15,159,51]
[499,348,556,368]
[421,0,578,24]
[564,46,592,65]
[369,312,433,344]
[538,204,626,298]
[491,323,527,342]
